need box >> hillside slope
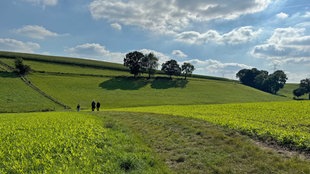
[0,52,290,111]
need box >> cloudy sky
[0,0,309,82]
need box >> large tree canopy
[236,68,287,94]
[123,51,145,78]
[161,59,181,79]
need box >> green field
[111,101,310,152]
[0,51,309,173]
[0,72,61,112]
[0,112,169,173]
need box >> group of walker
[76,101,101,112]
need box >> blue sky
[0,0,309,82]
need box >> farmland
[0,112,169,173]
[111,101,310,152]
[1,52,310,173]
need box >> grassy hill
[0,51,290,111]
[1,51,310,173]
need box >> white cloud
[276,12,289,19]
[65,43,253,79]
[14,25,60,39]
[89,0,272,34]
[65,43,124,63]
[185,58,252,79]
[176,26,262,45]
[22,0,58,7]
[252,27,310,63]
[0,38,40,53]
[110,23,122,31]
[303,12,310,18]
[172,50,187,58]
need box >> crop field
[1,51,310,173]
[112,101,310,152]
[0,112,169,173]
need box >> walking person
[96,101,101,111]
[77,104,80,112]
[91,101,96,111]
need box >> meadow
[1,52,310,173]
[111,101,310,152]
[0,72,61,112]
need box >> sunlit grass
[0,112,169,173]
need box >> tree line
[236,68,310,99]
[123,51,195,79]
[236,68,287,94]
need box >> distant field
[0,72,61,112]
[112,101,310,152]
[0,51,127,71]
[27,73,289,110]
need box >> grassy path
[95,111,310,174]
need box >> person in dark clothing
[91,101,96,111]
[96,102,101,111]
[77,104,80,112]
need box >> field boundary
[0,60,69,109]
[20,76,71,109]
[0,59,15,72]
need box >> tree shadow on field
[99,76,149,90]
[151,77,188,89]
[0,72,18,78]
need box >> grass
[0,72,61,113]
[1,51,309,173]
[27,73,289,110]
[0,51,127,71]
[111,101,310,152]
[93,111,310,174]
[0,112,170,173]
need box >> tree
[123,51,145,78]
[293,87,307,98]
[181,62,195,80]
[14,58,31,75]
[263,70,287,94]
[236,68,261,87]
[141,53,159,79]
[236,68,287,94]
[161,59,181,79]
[299,78,310,99]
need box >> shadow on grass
[151,77,188,89]
[99,76,149,90]
[0,72,17,78]
[99,76,189,90]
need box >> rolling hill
[0,51,290,112]
[1,51,310,173]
